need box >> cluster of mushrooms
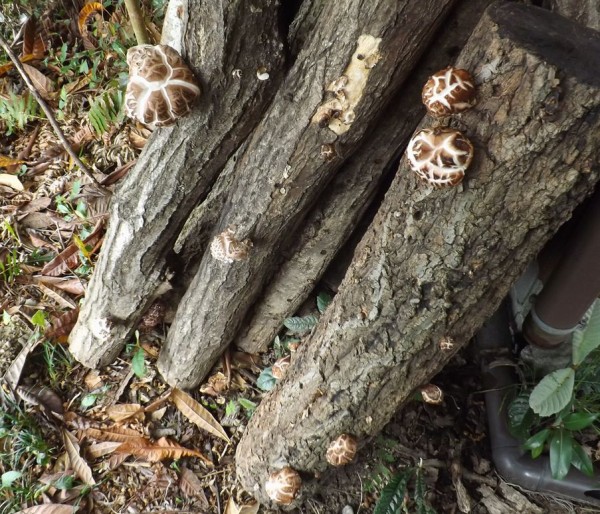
[406,66,477,187]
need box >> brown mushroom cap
[272,356,291,380]
[265,466,301,505]
[210,228,253,263]
[405,127,474,187]
[420,384,444,404]
[125,44,200,128]
[422,66,476,117]
[326,433,358,466]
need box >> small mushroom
[210,228,253,263]
[125,44,200,128]
[405,127,474,187]
[420,384,444,405]
[439,336,455,351]
[265,466,301,505]
[326,433,358,466]
[272,356,291,380]
[421,66,476,117]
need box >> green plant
[509,301,600,479]
[0,249,22,284]
[42,339,74,388]
[129,330,147,378]
[0,92,41,135]
[88,88,125,135]
[373,462,436,514]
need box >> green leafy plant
[42,339,74,388]
[129,330,147,378]
[88,89,125,135]
[256,367,277,392]
[509,301,600,479]
[374,462,436,514]
[237,398,257,417]
[0,92,41,135]
[283,314,318,334]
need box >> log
[68,0,286,367]
[549,0,600,30]
[157,0,457,388]
[235,2,600,505]
[234,0,497,354]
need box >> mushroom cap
[405,127,474,187]
[125,44,200,128]
[420,384,444,404]
[265,466,301,505]
[422,66,476,117]
[272,356,291,380]
[326,433,358,466]
[210,228,253,263]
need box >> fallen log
[157,0,457,388]
[68,0,286,367]
[235,2,600,505]
[234,0,496,354]
[549,0,600,30]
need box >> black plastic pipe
[476,304,600,506]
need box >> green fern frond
[373,468,413,514]
[414,465,437,514]
[88,89,125,135]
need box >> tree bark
[68,0,286,367]
[235,2,600,505]
[157,0,457,388]
[548,0,600,30]
[234,0,496,354]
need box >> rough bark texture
[549,0,600,30]
[68,0,286,367]
[235,2,600,505]
[234,0,496,354]
[157,0,457,388]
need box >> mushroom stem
[124,0,151,45]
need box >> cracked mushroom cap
[125,44,200,128]
[406,128,474,187]
[265,466,301,505]
[210,228,253,263]
[272,356,291,380]
[422,66,476,117]
[326,433,358,466]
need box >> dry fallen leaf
[38,283,77,309]
[179,467,209,506]
[45,308,80,341]
[116,436,213,465]
[14,505,78,513]
[0,155,26,168]
[80,425,146,443]
[225,498,260,514]
[22,63,55,101]
[42,222,104,276]
[62,430,95,485]
[171,388,230,443]
[86,441,122,459]
[106,403,145,423]
[0,173,24,191]
[16,384,64,418]
[3,334,42,390]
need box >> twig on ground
[0,35,110,194]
